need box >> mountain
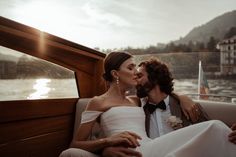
[175,10,236,44]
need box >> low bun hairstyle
[103,52,132,82]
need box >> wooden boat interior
[0,16,235,157]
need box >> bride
[61,51,236,157]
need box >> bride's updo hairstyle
[103,51,132,82]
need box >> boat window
[0,46,78,101]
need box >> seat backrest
[73,98,90,137]
[73,98,101,139]
[195,100,236,126]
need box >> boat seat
[73,98,102,139]
[195,99,236,126]
[60,98,100,157]
[60,98,236,157]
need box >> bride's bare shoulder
[86,95,107,111]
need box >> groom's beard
[136,81,155,98]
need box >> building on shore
[217,35,236,75]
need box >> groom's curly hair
[139,59,174,94]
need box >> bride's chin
[123,81,137,90]
[132,81,138,86]
[123,84,135,90]
[129,83,137,88]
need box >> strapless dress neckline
[100,105,148,140]
[104,105,141,112]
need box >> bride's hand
[229,123,236,144]
[106,131,142,148]
[102,146,142,157]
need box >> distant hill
[175,10,236,44]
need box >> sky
[0,0,236,50]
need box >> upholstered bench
[195,100,236,126]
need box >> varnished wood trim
[0,98,77,123]
[0,25,98,75]
[0,115,74,144]
[0,130,72,157]
[0,16,105,58]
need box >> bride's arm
[72,127,141,152]
[70,98,141,153]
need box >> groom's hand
[102,146,142,157]
[107,131,142,148]
[229,123,236,144]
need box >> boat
[0,16,235,157]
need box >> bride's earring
[116,77,119,85]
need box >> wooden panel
[0,115,74,144]
[0,98,77,123]
[76,71,94,97]
[0,130,72,157]
[0,99,76,157]
[93,59,106,96]
[76,60,106,97]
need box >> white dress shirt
[142,96,174,139]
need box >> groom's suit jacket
[144,95,209,137]
[168,95,209,127]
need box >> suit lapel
[169,95,181,117]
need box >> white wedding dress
[61,106,236,157]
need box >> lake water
[0,79,235,102]
[174,79,236,103]
[0,79,78,101]
[175,79,236,95]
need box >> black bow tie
[144,100,166,114]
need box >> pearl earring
[116,77,119,85]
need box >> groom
[135,59,208,138]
